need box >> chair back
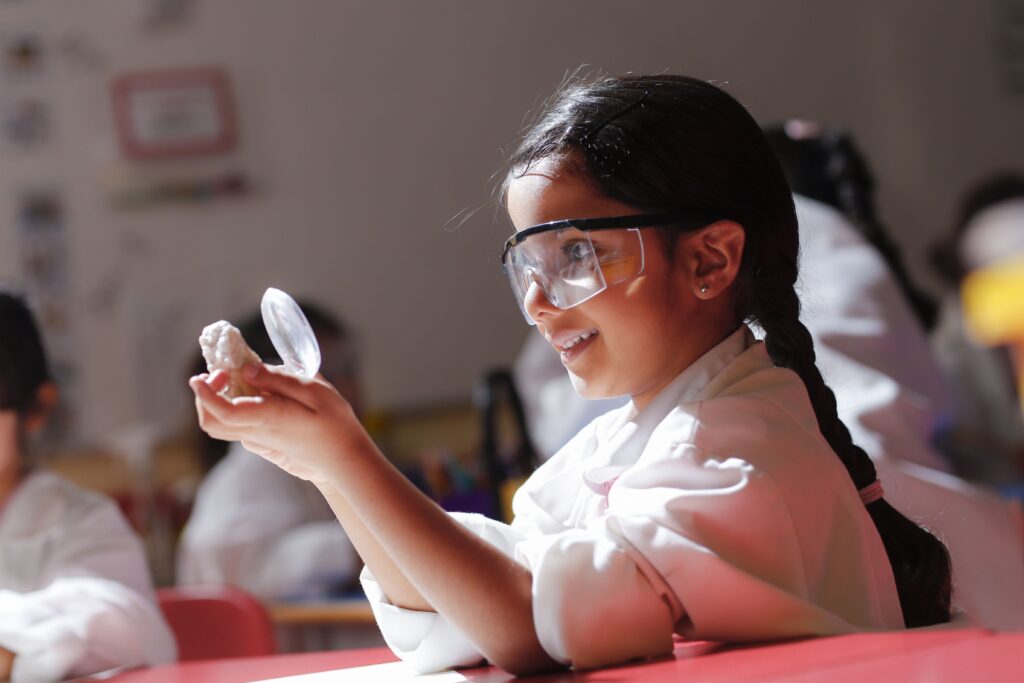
[157,585,277,661]
[475,368,541,522]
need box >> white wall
[0,0,1021,444]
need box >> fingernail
[243,363,259,379]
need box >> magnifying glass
[261,287,321,380]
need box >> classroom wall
[0,0,1021,445]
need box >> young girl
[0,291,176,682]
[191,75,952,675]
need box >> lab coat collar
[579,326,758,496]
[630,325,756,424]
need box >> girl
[0,291,176,682]
[191,75,952,676]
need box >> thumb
[242,363,328,410]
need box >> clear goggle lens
[504,227,644,324]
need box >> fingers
[190,373,274,431]
[241,363,336,409]
[191,392,241,442]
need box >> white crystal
[199,320,262,398]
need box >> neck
[630,321,742,414]
[0,466,21,508]
[0,416,24,507]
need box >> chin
[568,370,617,399]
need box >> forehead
[506,160,639,232]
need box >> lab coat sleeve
[0,496,176,682]
[511,520,676,670]
[178,448,358,600]
[510,404,879,670]
[359,512,525,674]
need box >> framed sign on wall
[112,66,237,160]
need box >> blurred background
[1,0,1023,651]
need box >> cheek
[589,297,667,373]
[601,289,686,385]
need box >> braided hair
[505,74,951,627]
[0,289,51,416]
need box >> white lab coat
[363,327,904,673]
[177,443,359,600]
[0,470,176,683]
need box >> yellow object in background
[499,476,528,523]
[962,257,1024,344]
[962,256,1024,411]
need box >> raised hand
[190,363,367,484]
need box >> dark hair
[0,289,51,415]
[931,172,1024,284]
[189,300,354,471]
[763,123,937,329]
[505,74,951,627]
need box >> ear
[22,381,58,435]
[676,220,745,299]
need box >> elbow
[502,662,562,678]
[491,655,562,677]
[483,640,563,677]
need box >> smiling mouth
[559,328,598,352]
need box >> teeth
[561,329,597,351]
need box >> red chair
[157,585,277,661]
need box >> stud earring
[699,283,709,295]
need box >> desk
[266,597,383,653]
[267,598,376,626]
[103,629,1020,682]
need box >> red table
[101,628,1021,682]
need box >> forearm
[191,367,558,673]
[322,434,559,675]
[314,481,429,610]
[0,647,13,680]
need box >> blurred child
[0,290,175,682]
[177,303,363,600]
[764,122,954,472]
[931,173,1024,485]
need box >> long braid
[758,292,878,488]
[749,239,952,627]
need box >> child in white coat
[0,291,176,682]
[191,75,952,676]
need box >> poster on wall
[111,66,237,160]
[16,188,79,442]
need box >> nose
[523,275,559,322]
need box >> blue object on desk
[999,482,1024,502]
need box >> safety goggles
[501,213,719,324]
